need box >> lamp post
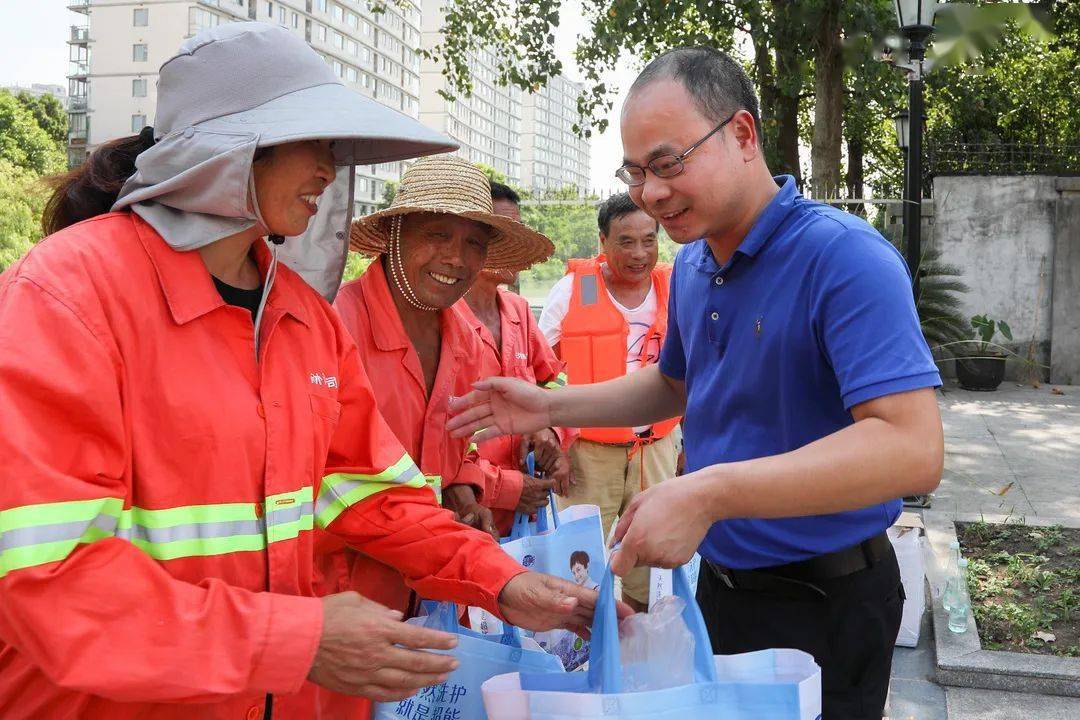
[893,0,937,300]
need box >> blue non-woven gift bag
[372,601,563,720]
[481,561,822,720]
[470,476,606,672]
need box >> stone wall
[929,176,1080,383]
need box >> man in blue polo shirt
[448,46,943,719]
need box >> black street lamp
[893,110,910,150]
[893,0,938,299]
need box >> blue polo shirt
[660,176,940,570]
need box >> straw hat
[350,155,554,271]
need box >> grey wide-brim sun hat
[112,22,457,300]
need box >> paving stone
[945,687,1080,719]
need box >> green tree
[15,92,67,147]
[0,160,50,272]
[925,1,1078,147]
[0,90,65,176]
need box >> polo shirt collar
[136,214,310,327]
[693,174,799,273]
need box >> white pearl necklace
[387,215,438,312]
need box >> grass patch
[956,521,1079,657]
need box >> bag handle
[587,557,717,693]
[419,601,524,648]
[504,452,559,541]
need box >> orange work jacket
[329,260,516,608]
[0,214,524,720]
[560,255,681,444]
[459,289,576,535]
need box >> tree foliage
[926,0,1079,147]
[14,92,68,147]
[0,90,66,271]
[0,160,50,272]
[0,90,65,177]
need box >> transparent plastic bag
[618,594,695,692]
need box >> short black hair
[597,192,657,237]
[570,550,590,568]
[630,46,762,144]
[490,181,520,206]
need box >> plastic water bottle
[945,558,971,634]
[942,541,961,612]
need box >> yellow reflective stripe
[0,488,317,574]
[1,497,123,578]
[543,371,568,389]
[425,475,442,502]
[315,454,425,528]
[265,487,314,545]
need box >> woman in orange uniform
[0,24,600,720]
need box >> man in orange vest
[538,192,682,611]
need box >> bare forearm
[550,365,685,429]
[697,409,943,522]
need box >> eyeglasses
[615,111,738,187]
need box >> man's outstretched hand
[497,571,634,640]
[448,377,553,442]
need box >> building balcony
[68,96,88,112]
[68,60,89,78]
[67,0,90,13]
[69,25,89,43]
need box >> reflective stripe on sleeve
[542,371,568,390]
[1,489,316,574]
[315,453,426,528]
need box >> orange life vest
[559,255,681,444]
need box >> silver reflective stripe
[267,501,314,527]
[580,274,599,305]
[314,463,424,520]
[115,518,264,544]
[0,512,117,552]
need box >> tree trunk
[771,0,803,188]
[846,134,866,216]
[811,0,844,199]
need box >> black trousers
[696,546,904,720]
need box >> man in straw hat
[459,181,575,537]
[0,23,617,720]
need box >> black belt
[706,532,893,599]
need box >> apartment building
[66,0,423,215]
[519,73,590,193]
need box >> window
[331,4,342,21]
[133,8,148,26]
[265,1,272,17]
[133,44,148,62]
[347,12,358,29]
[132,114,147,133]
[292,12,299,28]
[346,39,357,56]
[347,67,357,82]
[332,31,343,49]
[315,24,326,41]
[315,0,327,11]
[132,78,147,97]
[278,6,285,24]
[189,6,220,33]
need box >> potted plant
[956,314,1013,391]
